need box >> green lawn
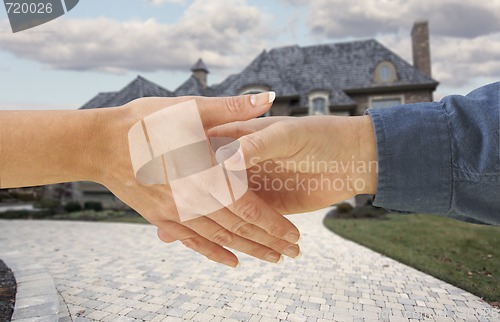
[324,214,500,304]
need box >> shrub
[336,202,354,214]
[336,205,388,219]
[0,209,52,219]
[64,201,82,213]
[84,201,103,212]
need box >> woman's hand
[89,94,301,267]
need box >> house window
[308,90,330,115]
[370,96,403,109]
[312,97,327,115]
[374,61,397,83]
[380,65,392,82]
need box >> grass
[324,214,500,304]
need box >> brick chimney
[411,21,432,77]
[191,58,209,89]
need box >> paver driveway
[0,208,497,321]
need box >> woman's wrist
[81,105,135,185]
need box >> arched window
[374,61,398,83]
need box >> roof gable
[80,75,173,109]
[80,92,117,109]
[108,75,173,107]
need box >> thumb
[199,91,276,130]
[215,122,289,170]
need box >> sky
[0,0,499,110]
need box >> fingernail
[297,236,302,244]
[250,95,256,106]
[223,258,239,268]
[265,252,282,263]
[284,231,300,243]
[268,91,276,103]
[283,245,300,258]
[250,91,276,107]
[234,262,241,269]
[277,255,284,264]
[215,141,241,164]
[295,250,302,259]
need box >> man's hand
[90,93,301,267]
[209,115,379,215]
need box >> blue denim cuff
[367,102,452,214]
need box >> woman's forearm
[0,108,117,188]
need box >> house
[72,21,438,209]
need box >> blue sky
[1,0,499,110]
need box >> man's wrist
[355,115,378,195]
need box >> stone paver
[0,250,59,321]
[1,208,498,321]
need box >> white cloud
[378,31,500,90]
[288,0,500,39]
[147,0,185,6]
[0,0,272,74]
[284,0,500,96]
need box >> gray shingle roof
[80,92,117,109]
[80,75,173,109]
[191,58,209,73]
[80,39,437,109]
[212,39,437,106]
[174,75,212,97]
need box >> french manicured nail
[268,91,276,103]
[283,245,300,258]
[284,231,300,243]
[265,252,282,263]
[250,91,276,107]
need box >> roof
[80,75,173,109]
[81,39,438,109]
[191,58,209,73]
[174,75,213,97]
[212,39,437,106]
[80,92,117,109]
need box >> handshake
[0,92,377,267]
[100,92,378,267]
[2,84,496,253]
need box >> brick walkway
[0,209,497,322]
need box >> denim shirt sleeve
[366,82,500,225]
